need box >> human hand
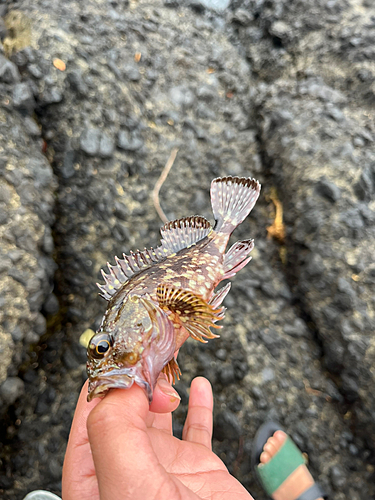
[62,376,253,500]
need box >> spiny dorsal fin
[97,247,160,300]
[97,217,212,301]
[159,216,212,254]
[157,284,223,343]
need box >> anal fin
[223,239,254,280]
[157,284,223,344]
[209,283,231,308]
[162,357,181,384]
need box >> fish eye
[88,333,112,359]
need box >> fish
[87,176,261,402]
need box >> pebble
[349,444,358,456]
[24,116,41,137]
[169,85,195,108]
[0,184,11,204]
[315,177,341,202]
[219,365,235,386]
[28,64,43,79]
[0,17,6,39]
[262,367,275,383]
[41,87,63,105]
[112,222,131,242]
[43,294,60,315]
[283,318,309,338]
[0,377,25,405]
[11,326,24,342]
[35,387,57,416]
[67,70,89,97]
[269,21,290,40]
[230,9,253,26]
[354,168,374,201]
[117,130,144,151]
[0,475,13,489]
[196,102,216,120]
[0,55,20,83]
[122,64,141,81]
[330,464,347,489]
[47,457,62,481]
[80,128,101,156]
[61,150,77,179]
[13,82,36,114]
[215,348,227,361]
[113,201,129,220]
[192,0,231,11]
[196,84,216,101]
[99,133,115,158]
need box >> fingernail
[158,379,181,400]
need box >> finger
[182,377,213,450]
[62,380,101,500]
[149,375,181,414]
[87,383,172,500]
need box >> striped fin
[159,216,212,254]
[209,282,231,308]
[157,284,223,343]
[97,217,213,300]
[211,176,260,234]
[97,247,160,300]
[162,357,181,384]
[223,239,254,279]
[96,215,212,300]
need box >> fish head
[86,295,175,402]
[86,329,149,401]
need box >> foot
[259,430,324,500]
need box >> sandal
[251,421,327,500]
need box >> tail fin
[210,176,261,233]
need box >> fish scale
[86,176,261,402]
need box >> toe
[260,450,271,464]
[274,430,287,445]
[263,441,278,457]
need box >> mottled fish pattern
[87,176,261,402]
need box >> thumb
[87,383,171,500]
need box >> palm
[147,419,250,499]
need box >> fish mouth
[87,370,151,402]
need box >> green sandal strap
[256,436,306,495]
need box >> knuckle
[188,422,212,438]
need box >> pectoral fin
[157,284,223,343]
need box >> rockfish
[87,176,261,401]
